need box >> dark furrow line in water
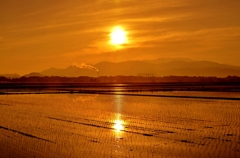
[47,117,154,137]
[1,91,240,100]
[0,125,55,143]
[60,115,174,134]
[0,103,11,106]
[101,92,240,101]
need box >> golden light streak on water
[113,119,124,132]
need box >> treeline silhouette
[1,75,240,83]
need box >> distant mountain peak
[23,72,44,77]
[0,73,21,78]
[41,64,99,77]
[143,57,193,64]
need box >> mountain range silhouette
[1,58,240,78]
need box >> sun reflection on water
[113,94,125,138]
[113,119,124,132]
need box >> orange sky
[1,0,240,75]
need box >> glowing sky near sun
[0,0,240,74]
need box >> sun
[110,26,127,45]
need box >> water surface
[0,93,239,157]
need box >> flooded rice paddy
[0,92,240,157]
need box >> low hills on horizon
[1,58,240,78]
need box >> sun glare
[113,120,124,132]
[110,26,127,45]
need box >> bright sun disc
[110,26,127,45]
